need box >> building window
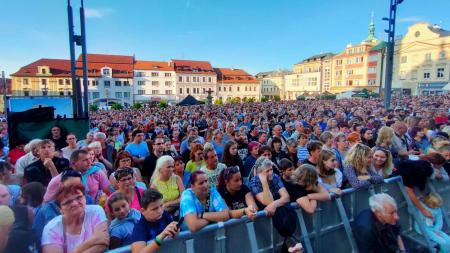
[208,77,212,82]
[186,77,190,82]
[336,59,342,65]
[135,71,145,77]
[152,81,159,86]
[92,92,100,99]
[138,90,145,95]
[41,68,47,74]
[203,77,206,82]
[399,71,407,80]
[425,53,432,61]
[165,90,172,95]
[123,92,130,98]
[400,56,407,63]
[123,81,130,86]
[24,90,30,96]
[439,51,446,60]
[152,90,158,95]
[115,81,122,86]
[423,71,431,79]
[179,88,182,94]
[115,92,122,98]
[65,79,70,85]
[254,87,256,91]
[165,73,171,77]
[42,79,47,85]
[346,69,353,77]
[187,88,190,93]
[59,79,64,85]
[151,72,159,77]
[229,87,232,92]
[138,81,145,86]
[23,78,29,85]
[368,79,376,86]
[178,76,182,82]
[103,68,110,76]
[92,80,99,86]
[104,81,110,87]
[437,68,445,78]
[165,81,171,86]
[411,70,418,80]
[59,91,64,96]
[368,67,376,74]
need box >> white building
[134,61,177,102]
[172,59,218,101]
[214,68,260,101]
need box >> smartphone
[176,217,184,229]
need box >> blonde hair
[345,143,371,175]
[0,205,15,227]
[291,164,319,192]
[150,155,175,183]
[423,192,443,208]
[375,126,394,147]
[371,147,394,178]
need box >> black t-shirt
[142,152,159,178]
[51,137,67,150]
[24,157,70,186]
[392,160,433,191]
[302,159,317,167]
[218,185,250,210]
[283,179,314,202]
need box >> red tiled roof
[76,54,134,78]
[134,60,174,71]
[171,59,215,74]
[11,59,72,77]
[214,68,258,84]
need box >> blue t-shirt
[180,188,228,230]
[129,211,173,243]
[125,142,149,158]
[109,209,141,246]
[211,141,225,162]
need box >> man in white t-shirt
[61,133,80,160]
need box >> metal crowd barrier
[107,177,450,253]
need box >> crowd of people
[1,94,450,253]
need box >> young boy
[296,134,309,162]
[129,189,179,253]
[108,193,141,249]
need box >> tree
[214,98,223,105]
[246,97,256,103]
[297,95,306,101]
[261,97,269,102]
[132,102,142,110]
[111,103,123,110]
[274,95,281,101]
[89,104,99,112]
[158,100,168,108]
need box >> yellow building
[285,53,333,100]
[392,22,450,96]
[11,59,73,97]
[256,70,288,100]
[329,16,385,94]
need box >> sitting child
[415,192,450,253]
[108,193,141,249]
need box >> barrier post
[185,238,195,253]
[335,197,359,253]
[296,210,314,253]
[214,223,226,253]
[245,222,260,253]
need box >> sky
[1,0,449,77]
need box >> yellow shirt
[153,175,179,202]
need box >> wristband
[155,235,163,246]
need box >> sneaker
[285,237,303,253]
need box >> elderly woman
[370,146,394,178]
[105,167,145,216]
[109,151,144,190]
[150,156,184,213]
[285,164,330,214]
[42,182,109,253]
[180,171,229,232]
[87,142,110,173]
[343,144,384,189]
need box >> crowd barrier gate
[108,177,450,253]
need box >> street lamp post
[382,0,403,109]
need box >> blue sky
[1,0,449,77]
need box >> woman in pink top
[42,182,109,253]
[105,167,144,218]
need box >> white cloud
[398,16,424,23]
[84,8,115,19]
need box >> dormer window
[102,67,111,77]
[38,66,50,75]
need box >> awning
[418,82,448,89]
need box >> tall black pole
[2,71,6,114]
[383,0,403,109]
[67,0,80,118]
[80,0,89,118]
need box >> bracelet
[155,235,163,246]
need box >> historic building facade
[134,61,177,102]
[215,68,260,101]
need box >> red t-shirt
[8,148,26,165]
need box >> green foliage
[111,103,123,110]
[260,97,269,102]
[297,96,306,101]
[213,98,223,105]
[132,102,142,110]
[89,104,99,112]
[158,100,168,108]
[245,97,256,103]
[273,95,281,101]
[317,94,337,100]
